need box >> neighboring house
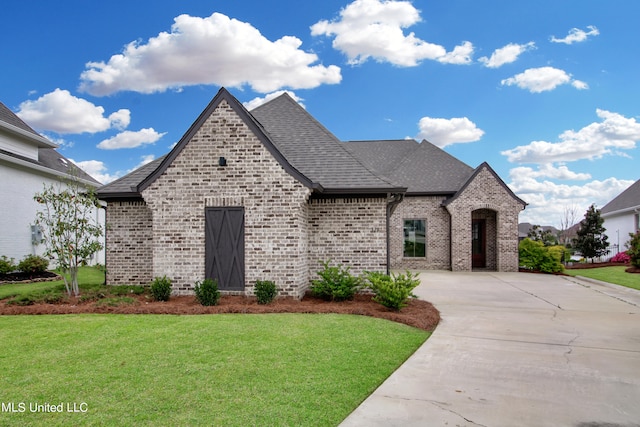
[0,101,105,265]
[601,178,640,251]
[97,88,526,297]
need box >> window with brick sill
[403,219,426,258]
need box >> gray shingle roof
[344,139,475,194]
[251,93,403,192]
[0,101,39,136]
[601,178,640,215]
[96,156,165,198]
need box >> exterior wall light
[218,157,227,167]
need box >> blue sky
[3,0,639,227]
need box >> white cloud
[79,12,341,95]
[550,25,599,45]
[509,169,633,228]
[509,164,591,181]
[502,109,640,163]
[479,42,535,68]
[97,128,166,150]
[244,91,304,110]
[416,116,484,148]
[17,88,131,134]
[310,0,473,66]
[69,159,117,184]
[500,66,585,93]
[571,80,589,90]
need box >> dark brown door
[472,219,486,268]
[205,207,245,290]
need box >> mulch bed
[0,292,440,332]
[0,271,61,284]
[564,262,640,274]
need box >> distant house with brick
[0,101,104,265]
[601,178,640,251]
[97,88,526,297]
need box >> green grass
[0,314,429,426]
[0,267,107,301]
[565,266,640,290]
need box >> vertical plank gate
[205,207,245,291]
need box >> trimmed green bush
[194,278,220,306]
[255,280,277,304]
[150,276,172,302]
[17,254,49,275]
[0,256,16,275]
[519,238,564,273]
[364,271,420,311]
[311,260,362,301]
[627,231,640,268]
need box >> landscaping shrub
[519,238,564,273]
[611,252,631,264]
[311,260,362,301]
[364,271,420,311]
[627,232,640,268]
[150,276,172,302]
[255,280,277,305]
[17,255,49,275]
[194,278,220,306]
[0,256,16,275]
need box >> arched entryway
[471,209,497,270]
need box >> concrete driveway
[340,271,640,427]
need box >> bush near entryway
[150,276,172,301]
[364,271,420,311]
[519,238,564,273]
[627,232,640,268]
[311,260,362,301]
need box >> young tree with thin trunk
[34,173,103,297]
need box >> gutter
[386,193,405,274]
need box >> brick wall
[308,197,387,278]
[141,100,312,297]
[445,166,524,272]
[105,201,153,285]
[390,196,451,270]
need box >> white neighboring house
[601,178,640,253]
[0,101,105,266]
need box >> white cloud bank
[17,89,130,134]
[310,0,473,66]
[501,66,587,93]
[97,128,166,150]
[479,42,535,68]
[502,109,640,163]
[416,116,484,148]
[79,12,341,96]
[550,25,599,44]
[503,109,639,227]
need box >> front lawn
[565,266,640,290]
[0,313,429,426]
[0,266,106,301]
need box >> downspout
[386,193,404,275]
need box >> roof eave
[0,121,57,148]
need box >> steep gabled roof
[344,139,475,194]
[98,88,405,200]
[442,162,527,207]
[601,178,640,216]
[251,93,404,193]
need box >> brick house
[97,88,526,297]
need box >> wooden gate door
[472,219,486,269]
[205,207,245,291]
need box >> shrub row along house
[97,88,526,298]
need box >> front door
[205,207,245,290]
[472,219,486,269]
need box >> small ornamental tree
[572,204,609,262]
[527,225,559,246]
[627,231,640,268]
[34,174,103,297]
